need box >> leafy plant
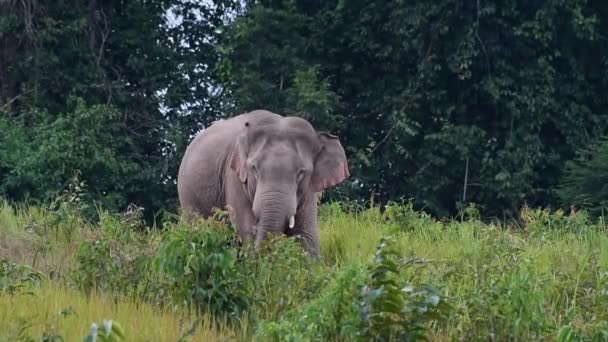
[239,234,327,322]
[69,205,154,298]
[358,236,450,341]
[520,205,594,237]
[84,320,125,342]
[152,221,249,318]
[558,136,608,217]
[44,170,91,242]
[256,235,451,341]
[255,264,366,340]
[382,200,438,232]
[0,259,44,296]
[556,325,581,342]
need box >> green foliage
[0,259,44,296]
[5,197,608,339]
[358,236,449,341]
[256,236,451,341]
[240,234,326,322]
[382,200,438,232]
[478,266,549,338]
[3,0,608,222]
[152,222,325,321]
[152,222,249,318]
[558,136,608,217]
[0,99,144,213]
[557,326,581,342]
[67,204,325,323]
[70,206,154,298]
[520,205,594,237]
[0,0,241,219]
[41,171,91,242]
[219,0,608,217]
[255,264,366,340]
[84,320,125,342]
[3,0,608,220]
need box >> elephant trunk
[254,190,296,249]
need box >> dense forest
[2,0,608,220]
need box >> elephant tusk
[288,215,295,229]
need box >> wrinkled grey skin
[177,110,350,258]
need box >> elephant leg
[288,194,320,259]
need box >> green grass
[0,285,237,341]
[1,198,608,340]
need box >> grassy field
[1,197,607,341]
[0,285,237,341]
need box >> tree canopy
[1,0,608,220]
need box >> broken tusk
[289,215,295,229]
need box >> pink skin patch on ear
[318,162,349,191]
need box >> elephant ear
[312,132,350,193]
[230,126,249,183]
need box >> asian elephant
[176,110,350,258]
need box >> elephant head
[229,117,349,250]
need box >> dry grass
[0,284,239,341]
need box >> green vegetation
[1,192,607,340]
[558,136,608,217]
[2,0,608,340]
[0,284,234,341]
[2,1,608,219]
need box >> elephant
[177,109,350,258]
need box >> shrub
[558,136,608,217]
[520,205,594,237]
[152,221,249,318]
[256,264,366,340]
[0,259,44,296]
[358,236,450,341]
[0,99,145,213]
[256,235,451,341]
[240,234,327,322]
[69,206,155,298]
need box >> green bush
[256,235,451,341]
[69,207,325,323]
[383,200,440,232]
[69,207,155,298]
[256,264,366,340]
[240,234,327,322]
[520,206,595,237]
[457,263,552,339]
[7,199,608,340]
[558,136,608,217]
[0,98,146,213]
[0,259,44,296]
[358,236,450,341]
[152,222,249,318]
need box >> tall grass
[1,197,608,340]
[0,284,237,341]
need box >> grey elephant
[177,110,350,258]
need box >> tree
[0,0,239,219]
[0,99,142,211]
[218,0,608,218]
[557,136,608,217]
